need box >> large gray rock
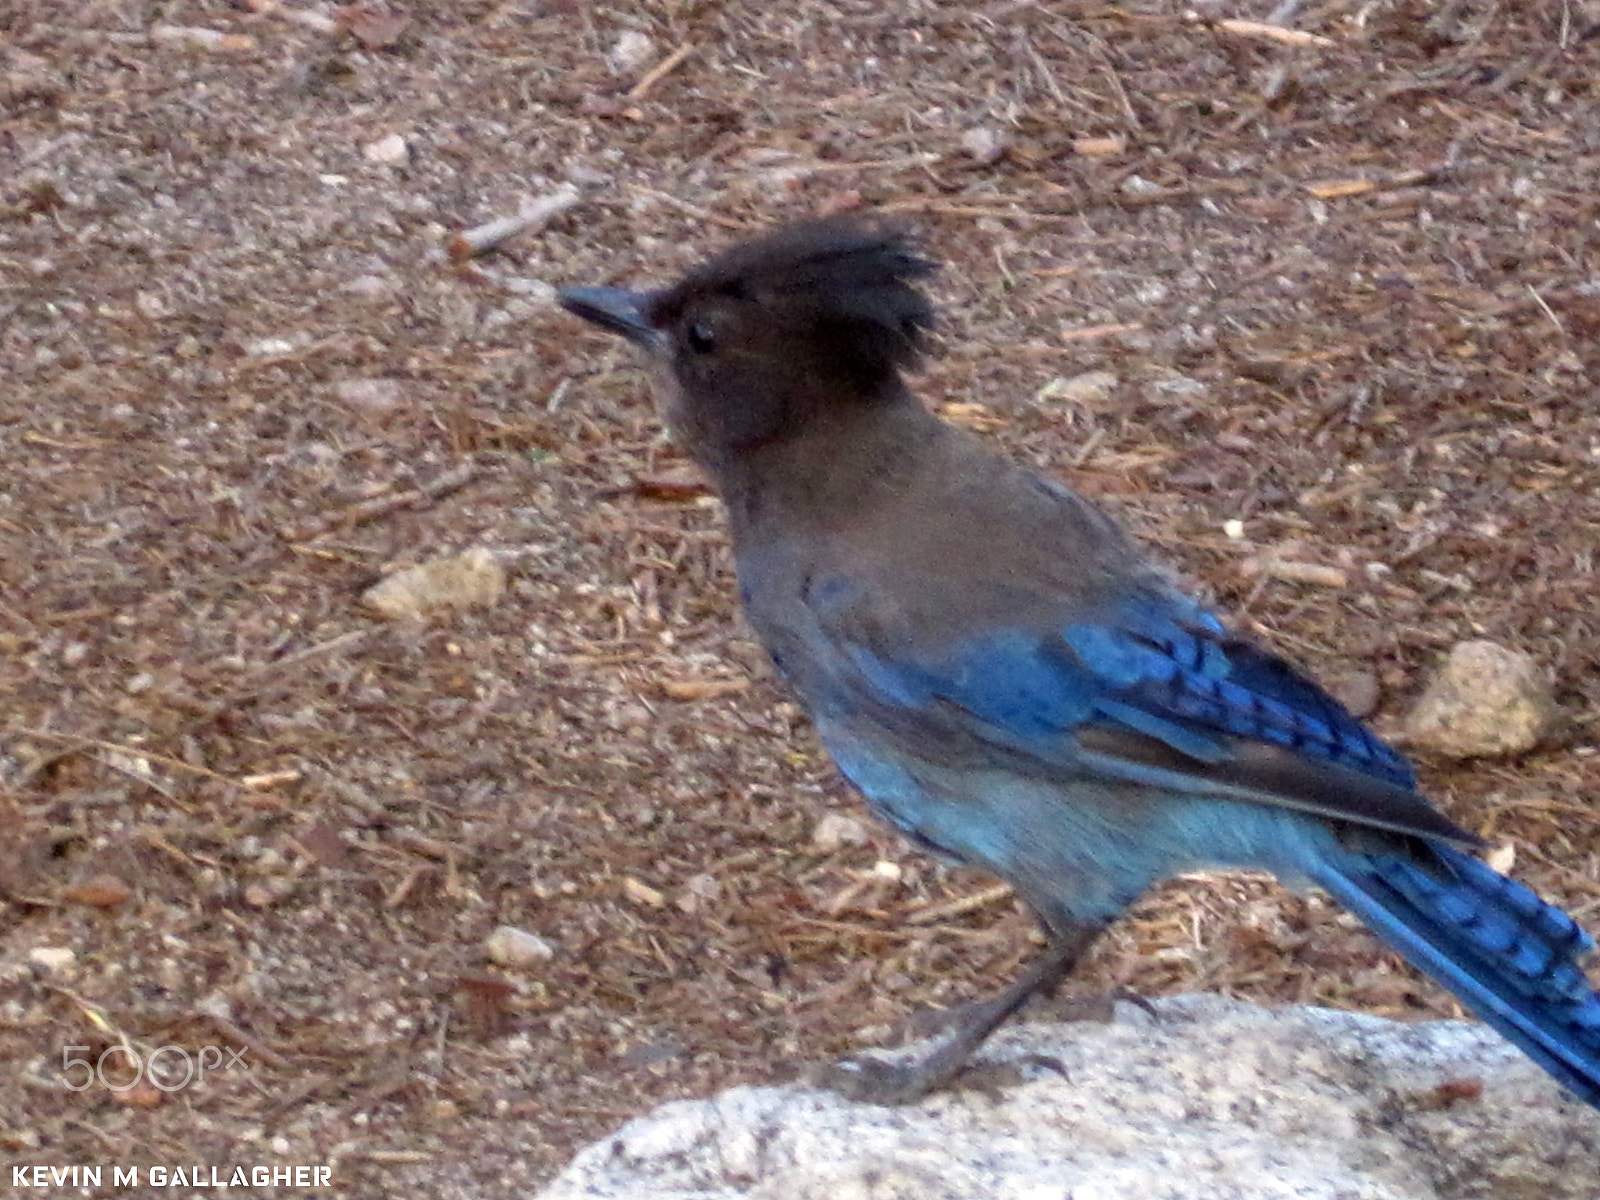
[535,996,1600,1200]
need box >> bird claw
[1033,985,1158,1025]
[811,986,1153,1106]
[810,1055,943,1106]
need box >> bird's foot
[899,984,1153,1046]
[808,924,1112,1105]
[809,987,1152,1105]
[1031,985,1157,1024]
[808,1004,1010,1105]
[809,1051,963,1106]
[812,1045,1070,1105]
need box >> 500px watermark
[61,1044,249,1092]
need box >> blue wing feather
[811,579,1456,841]
[1068,623,1417,790]
[838,598,1409,787]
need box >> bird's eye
[686,321,716,353]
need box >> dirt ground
[3,0,1599,1194]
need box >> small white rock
[332,377,406,412]
[607,30,655,74]
[1145,370,1207,401]
[565,163,612,188]
[245,335,304,357]
[1134,280,1170,306]
[1484,841,1517,874]
[961,125,1009,166]
[482,300,540,331]
[675,872,721,914]
[363,133,410,165]
[811,811,871,852]
[1035,371,1120,406]
[28,947,76,972]
[504,277,558,303]
[363,548,506,620]
[484,925,555,969]
[1404,640,1560,759]
[344,273,396,297]
[135,290,169,319]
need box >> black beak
[557,286,660,350]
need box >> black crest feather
[656,217,938,379]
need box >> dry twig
[284,461,479,541]
[904,883,1015,925]
[150,25,256,52]
[1196,16,1335,47]
[237,0,340,33]
[627,42,696,99]
[448,185,581,260]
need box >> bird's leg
[818,920,1106,1105]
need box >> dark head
[559,217,937,477]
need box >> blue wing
[808,578,1475,848]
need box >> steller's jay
[558,217,1600,1107]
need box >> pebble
[607,30,655,74]
[1146,369,1206,399]
[363,133,409,166]
[364,548,506,620]
[1035,371,1119,406]
[243,881,291,908]
[28,947,76,972]
[344,273,396,298]
[484,925,555,969]
[811,811,871,852]
[245,335,306,357]
[332,377,406,413]
[961,125,1009,166]
[504,277,558,302]
[674,872,721,914]
[1403,640,1559,759]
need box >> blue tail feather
[1314,843,1600,1106]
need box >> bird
[557,216,1600,1108]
